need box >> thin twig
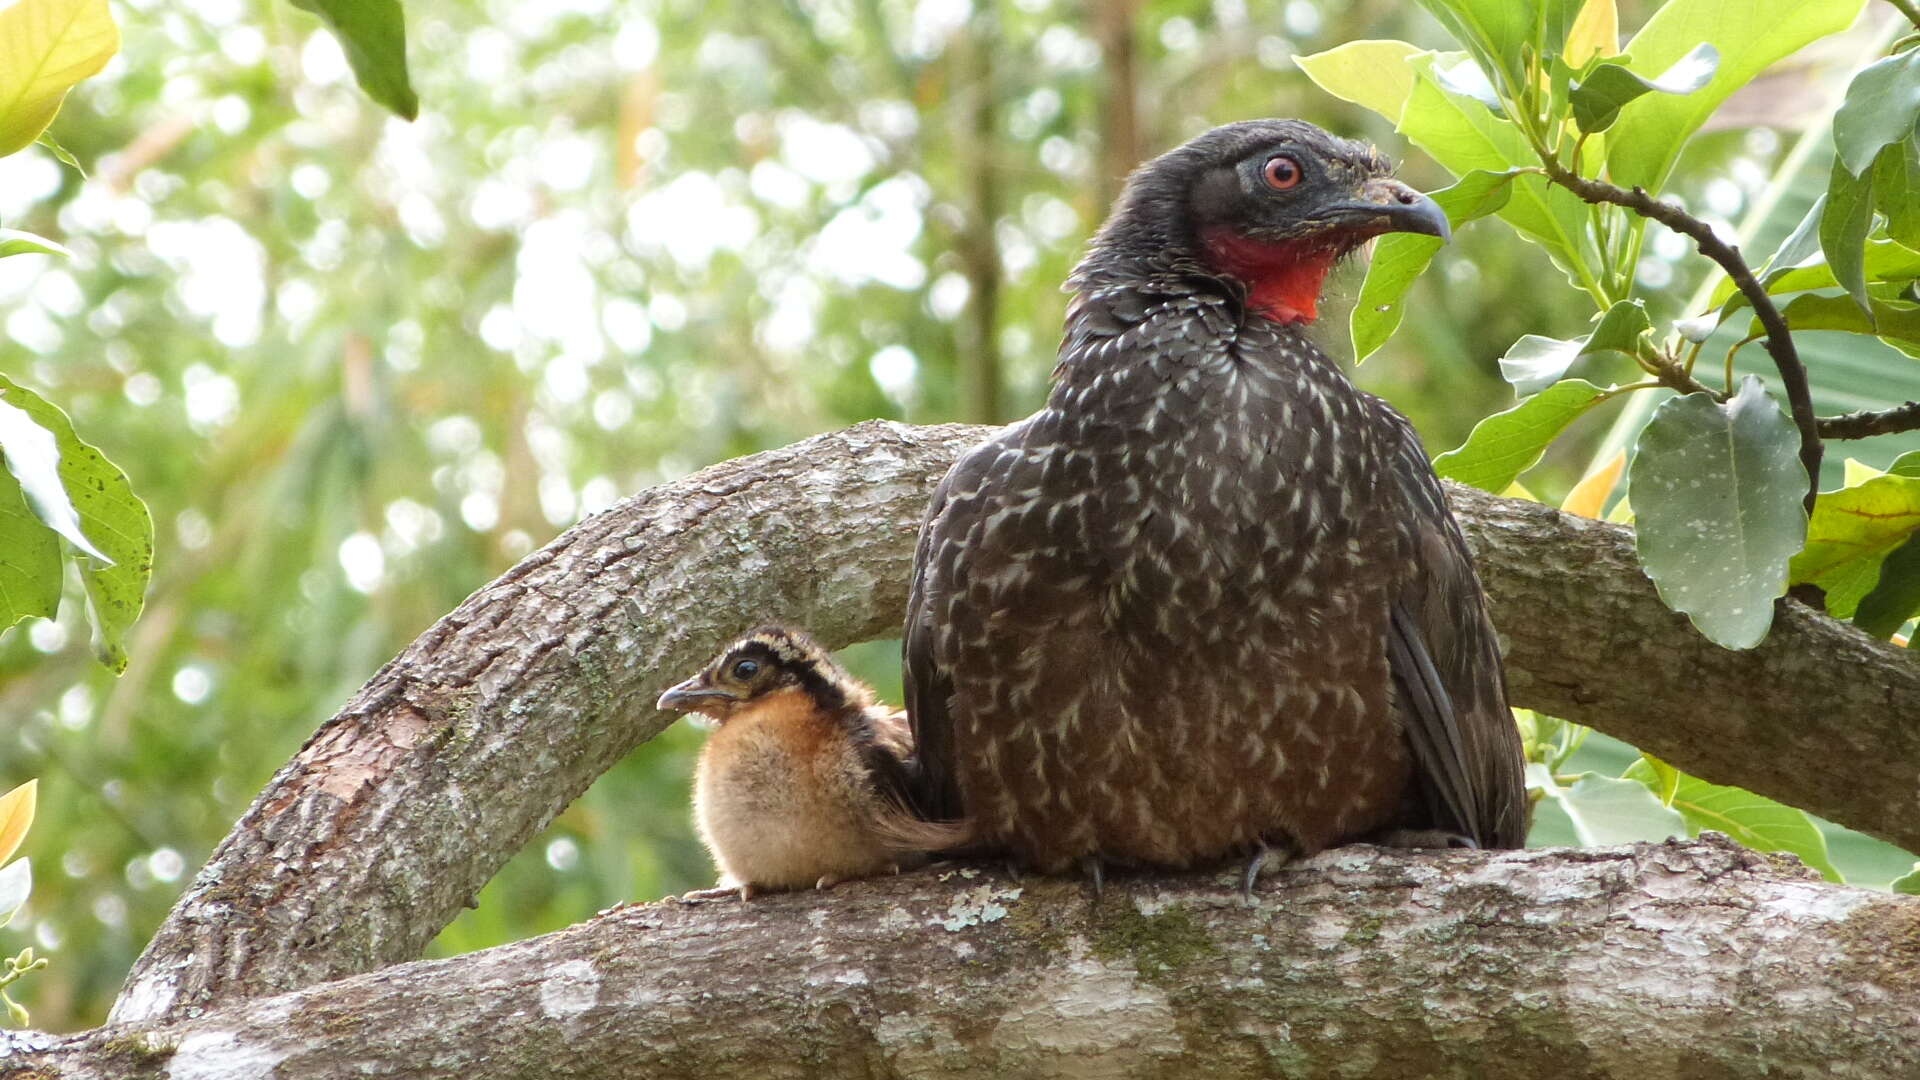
[1817,401,1920,440]
[1888,0,1920,31]
[1537,160,1822,514]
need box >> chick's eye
[731,659,759,679]
[1262,155,1302,191]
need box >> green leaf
[1630,378,1807,650]
[1790,470,1920,620]
[1622,759,1841,882]
[1398,54,1599,294]
[1528,765,1687,846]
[1498,301,1652,395]
[1569,43,1718,134]
[1434,378,1613,491]
[0,376,151,672]
[1352,168,1519,362]
[0,396,110,563]
[0,468,61,629]
[1767,292,1920,359]
[1820,156,1876,314]
[0,228,70,259]
[1718,239,1920,316]
[1410,0,1581,100]
[1582,297,1653,358]
[1636,752,1681,806]
[1832,50,1920,177]
[33,129,81,174]
[1890,450,1920,479]
[1893,863,1920,895]
[0,0,119,156]
[1853,530,1920,639]
[1297,39,1427,124]
[1873,137,1920,250]
[289,0,418,121]
[1607,0,1867,194]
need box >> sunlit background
[0,0,1907,1030]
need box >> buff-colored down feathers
[657,627,966,900]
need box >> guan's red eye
[1262,155,1302,190]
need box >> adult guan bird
[903,119,1527,878]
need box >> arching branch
[107,421,1920,1027]
[12,839,1920,1078]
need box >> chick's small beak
[657,677,733,712]
[1333,177,1451,243]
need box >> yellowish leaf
[1844,457,1884,487]
[1564,0,1620,65]
[0,780,36,867]
[1561,449,1625,518]
[0,0,120,157]
[1501,479,1538,503]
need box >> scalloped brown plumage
[903,120,1526,877]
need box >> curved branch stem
[1538,161,1823,513]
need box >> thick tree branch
[16,839,1920,1078]
[110,422,1920,1027]
[1539,161,1824,514]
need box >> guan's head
[1080,119,1449,324]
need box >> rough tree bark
[17,420,1908,1076]
[7,838,1919,1077]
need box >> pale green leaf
[0,397,111,562]
[1892,863,1920,895]
[0,228,70,259]
[0,376,152,672]
[1529,764,1688,846]
[1820,157,1876,314]
[1569,43,1718,134]
[1607,0,1867,194]
[1398,54,1598,294]
[1767,293,1920,359]
[1623,759,1841,881]
[0,858,28,929]
[0,467,61,629]
[1498,335,1585,396]
[1434,378,1613,491]
[1832,49,1920,177]
[1630,378,1808,650]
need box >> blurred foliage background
[0,0,1910,1031]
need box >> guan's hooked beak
[1328,177,1451,243]
[656,677,738,712]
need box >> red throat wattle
[1200,226,1346,325]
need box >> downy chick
[657,625,965,900]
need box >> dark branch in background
[1889,0,1920,32]
[953,12,1003,423]
[1094,0,1143,209]
[1539,159,1824,514]
[1818,399,1920,440]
